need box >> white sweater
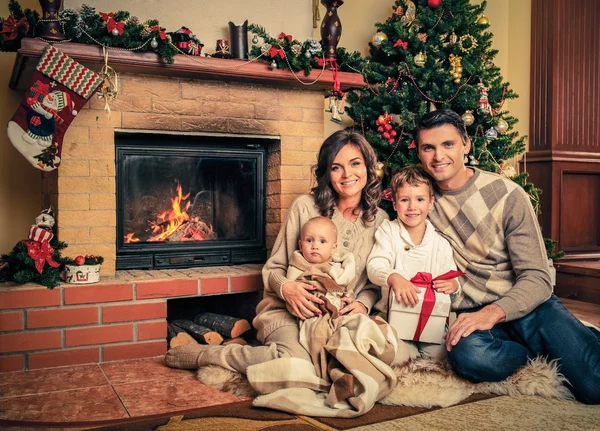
[368,219,460,314]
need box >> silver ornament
[252,35,259,44]
[111,28,120,36]
[270,59,277,70]
[150,38,158,49]
[304,51,311,58]
[485,127,498,140]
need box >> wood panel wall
[526,0,600,259]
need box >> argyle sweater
[428,168,552,321]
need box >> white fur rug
[196,357,574,408]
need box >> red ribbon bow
[21,239,60,274]
[278,32,293,43]
[100,12,125,36]
[408,140,417,149]
[147,25,167,40]
[269,47,285,59]
[409,270,464,341]
[393,39,408,49]
[1,15,29,41]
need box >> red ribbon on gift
[21,239,60,274]
[1,15,29,41]
[410,270,464,341]
[100,12,125,36]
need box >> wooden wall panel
[559,172,600,252]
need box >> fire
[147,183,191,242]
[124,233,140,243]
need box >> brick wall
[41,74,326,277]
[0,266,262,371]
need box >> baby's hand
[388,273,420,307]
[433,278,459,295]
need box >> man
[414,109,600,404]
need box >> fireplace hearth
[115,131,272,270]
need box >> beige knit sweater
[252,194,389,343]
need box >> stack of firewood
[168,312,251,348]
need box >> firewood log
[193,312,251,339]
[170,332,198,349]
[171,319,223,345]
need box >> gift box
[387,270,462,344]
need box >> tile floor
[0,357,243,423]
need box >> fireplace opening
[116,131,272,270]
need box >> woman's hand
[281,281,325,320]
[338,296,368,315]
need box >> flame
[124,233,140,243]
[148,183,191,242]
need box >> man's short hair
[414,109,469,147]
[390,165,435,198]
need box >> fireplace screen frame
[115,131,270,270]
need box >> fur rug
[196,357,574,408]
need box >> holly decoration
[67,254,105,266]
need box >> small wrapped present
[388,270,463,344]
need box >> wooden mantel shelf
[10,38,365,92]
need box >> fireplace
[115,131,271,270]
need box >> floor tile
[100,356,196,384]
[0,386,128,422]
[0,364,108,399]
[113,377,241,417]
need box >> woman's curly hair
[311,130,381,224]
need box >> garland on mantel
[1,0,364,74]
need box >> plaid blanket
[247,314,399,417]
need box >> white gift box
[388,289,451,344]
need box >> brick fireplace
[0,39,363,371]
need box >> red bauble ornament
[384,123,393,131]
[377,126,384,133]
[74,255,85,265]
[390,130,397,137]
[382,132,390,139]
[388,138,395,144]
[428,0,442,8]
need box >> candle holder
[229,20,248,60]
[320,0,344,63]
[38,0,66,41]
[213,39,232,59]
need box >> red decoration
[74,255,85,265]
[1,15,29,41]
[21,239,60,274]
[408,140,417,149]
[269,47,285,59]
[100,12,125,36]
[409,270,464,341]
[428,0,442,9]
[381,188,394,201]
[278,32,293,43]
[393,39,408,49]
[146,25,167,40]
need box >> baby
[286,216,356,317]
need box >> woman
[166,129,389,372]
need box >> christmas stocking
[7,45,103,171]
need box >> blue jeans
[447,295,600,404]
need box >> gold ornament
[400,0,417,27]
[477,14,491,25]
[429,102,437,112]
[458,34,477,53]
[449,32,458,45]
[494,118,509,134]
[371,32,388,48]
[417,32,428,42]
[449,53,463,83]
[414,51,427,67]
[375,162,385,180]
[461,110,475,126]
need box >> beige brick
[59,210,116,227]
[90,160,116,177]
[266,180,280,196]
[58,227,90,244]
[302,137,325,152]
[153,99,254,119]
[181,116,229,133]
[74,110,122,128]
[89,128,115,146]
[279,121,323,137]
[303,165,315,180]
[280,136,303,151]
[255,105,302,122]
[280,194,298,210]
[122,113,182,131]
[281,208,289,222]
[89,194,116,210]
[63,126,90,145]
[302,108,324,123]
[228,118,279,135]
[58,194,90,211]
[122,75,180,99]
[58,160,90,177]
[281,180,311,195]
[62,141,115,161]
[228,83,274,104]
[67,244,115,260]
[90,227,116,243]
[281,150,316,165]
[266,195,281,210]
[89,94,152,113]
[181,80,228,100]
[278,89,323,109]
[279,166,304,180]
[59,177,115,194]
[100,259,116,277]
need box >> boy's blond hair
[300,216,337,239]
[390,165,434,199]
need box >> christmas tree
[345,0,561,259]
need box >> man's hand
[388,273,420,307]
[433,278,459,295]
[281,281,324,320]
[338,297,367,315]
[445,304,506,351]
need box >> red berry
[382,132,390,139]
[385,123,393,131]
[390,130,397,137]
[377,126,384,133]
[74,255,85,265]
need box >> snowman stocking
[7,45,103,171]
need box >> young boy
[286,216,356,317]
[368,166,461,361]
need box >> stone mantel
[10,38,365,92]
